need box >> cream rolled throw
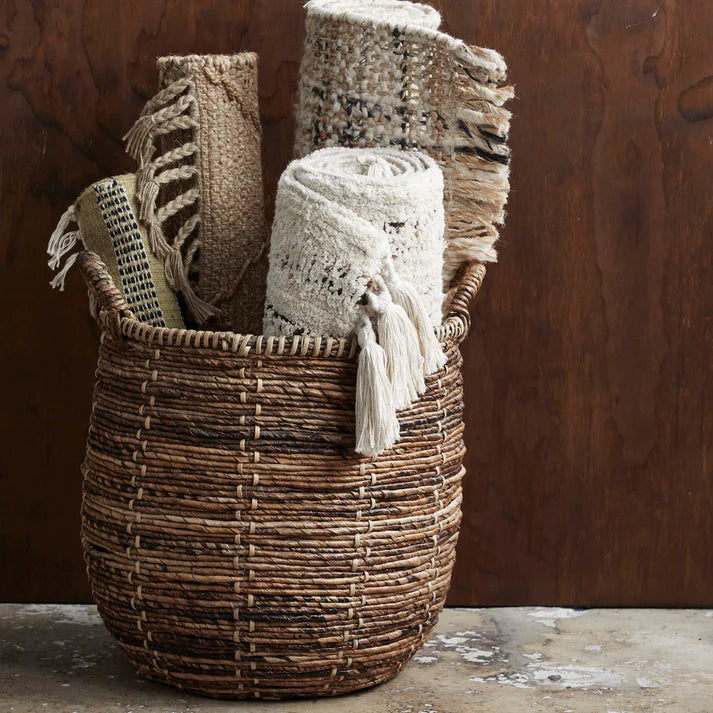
[264,147,447,458]
[295,0,513,294]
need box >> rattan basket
[77,250,485,700]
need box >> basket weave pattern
[294,3,513,285]
[78,251,485,699]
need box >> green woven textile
[76,174,184,329]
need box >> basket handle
[76,250,487,344]
[447,260,487,332]
[77,251,135,343]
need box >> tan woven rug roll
[125,54,268,332]
[294,0,513,293]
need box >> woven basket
[77,250,485,700]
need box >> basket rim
[78,251,486,358]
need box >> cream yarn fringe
[295,0,513,294]
[264,147,447,458]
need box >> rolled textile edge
[304,0,506,75]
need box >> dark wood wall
[2,0,711,605]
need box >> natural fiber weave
[125,54,268,332]
[77,249,485,700]
[294,0,513,293]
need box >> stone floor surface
[1,605,712,712]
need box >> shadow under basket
[77,251,486,700]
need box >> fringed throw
[124,54,269,331]
[294,0,513,298]
[47,174,185,329]
[264,147,446,458]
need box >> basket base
[136,665,402,701]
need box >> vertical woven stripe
[93,179,166,327]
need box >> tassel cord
[355,315,400,459]
[367,282,425,410]
[47,204,84,290]
[381,261,447,375]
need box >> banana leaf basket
[78,250,485,699]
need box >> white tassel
[47,205,78,268]
[368,280,425,410]
[50,252,78,291]
[47,204,83,290]
[383,264,447,375]
[355,316,400,459]
[47,229,80,270]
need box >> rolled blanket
[294,0,513,293]
[47,174,184,329]
[124,54,269,332]
[264,147,446,458]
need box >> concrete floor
[1,605,712,712]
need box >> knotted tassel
[147,219,169,261]
[164,247,218,324]
[138,175,160,223]
[47,205,78,267]
[355,316,400,459]
[383,262,447,375]
[139,165,199,223]
[123,82,198,166]
[47,204,83,289]
[368,279,425,410]
[123,113,157,164]
[49,252,79,291]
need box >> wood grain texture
[1,0,711,605]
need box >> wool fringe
[443,46,514,287]
[355,316,400,459]
[124,77,216,322]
